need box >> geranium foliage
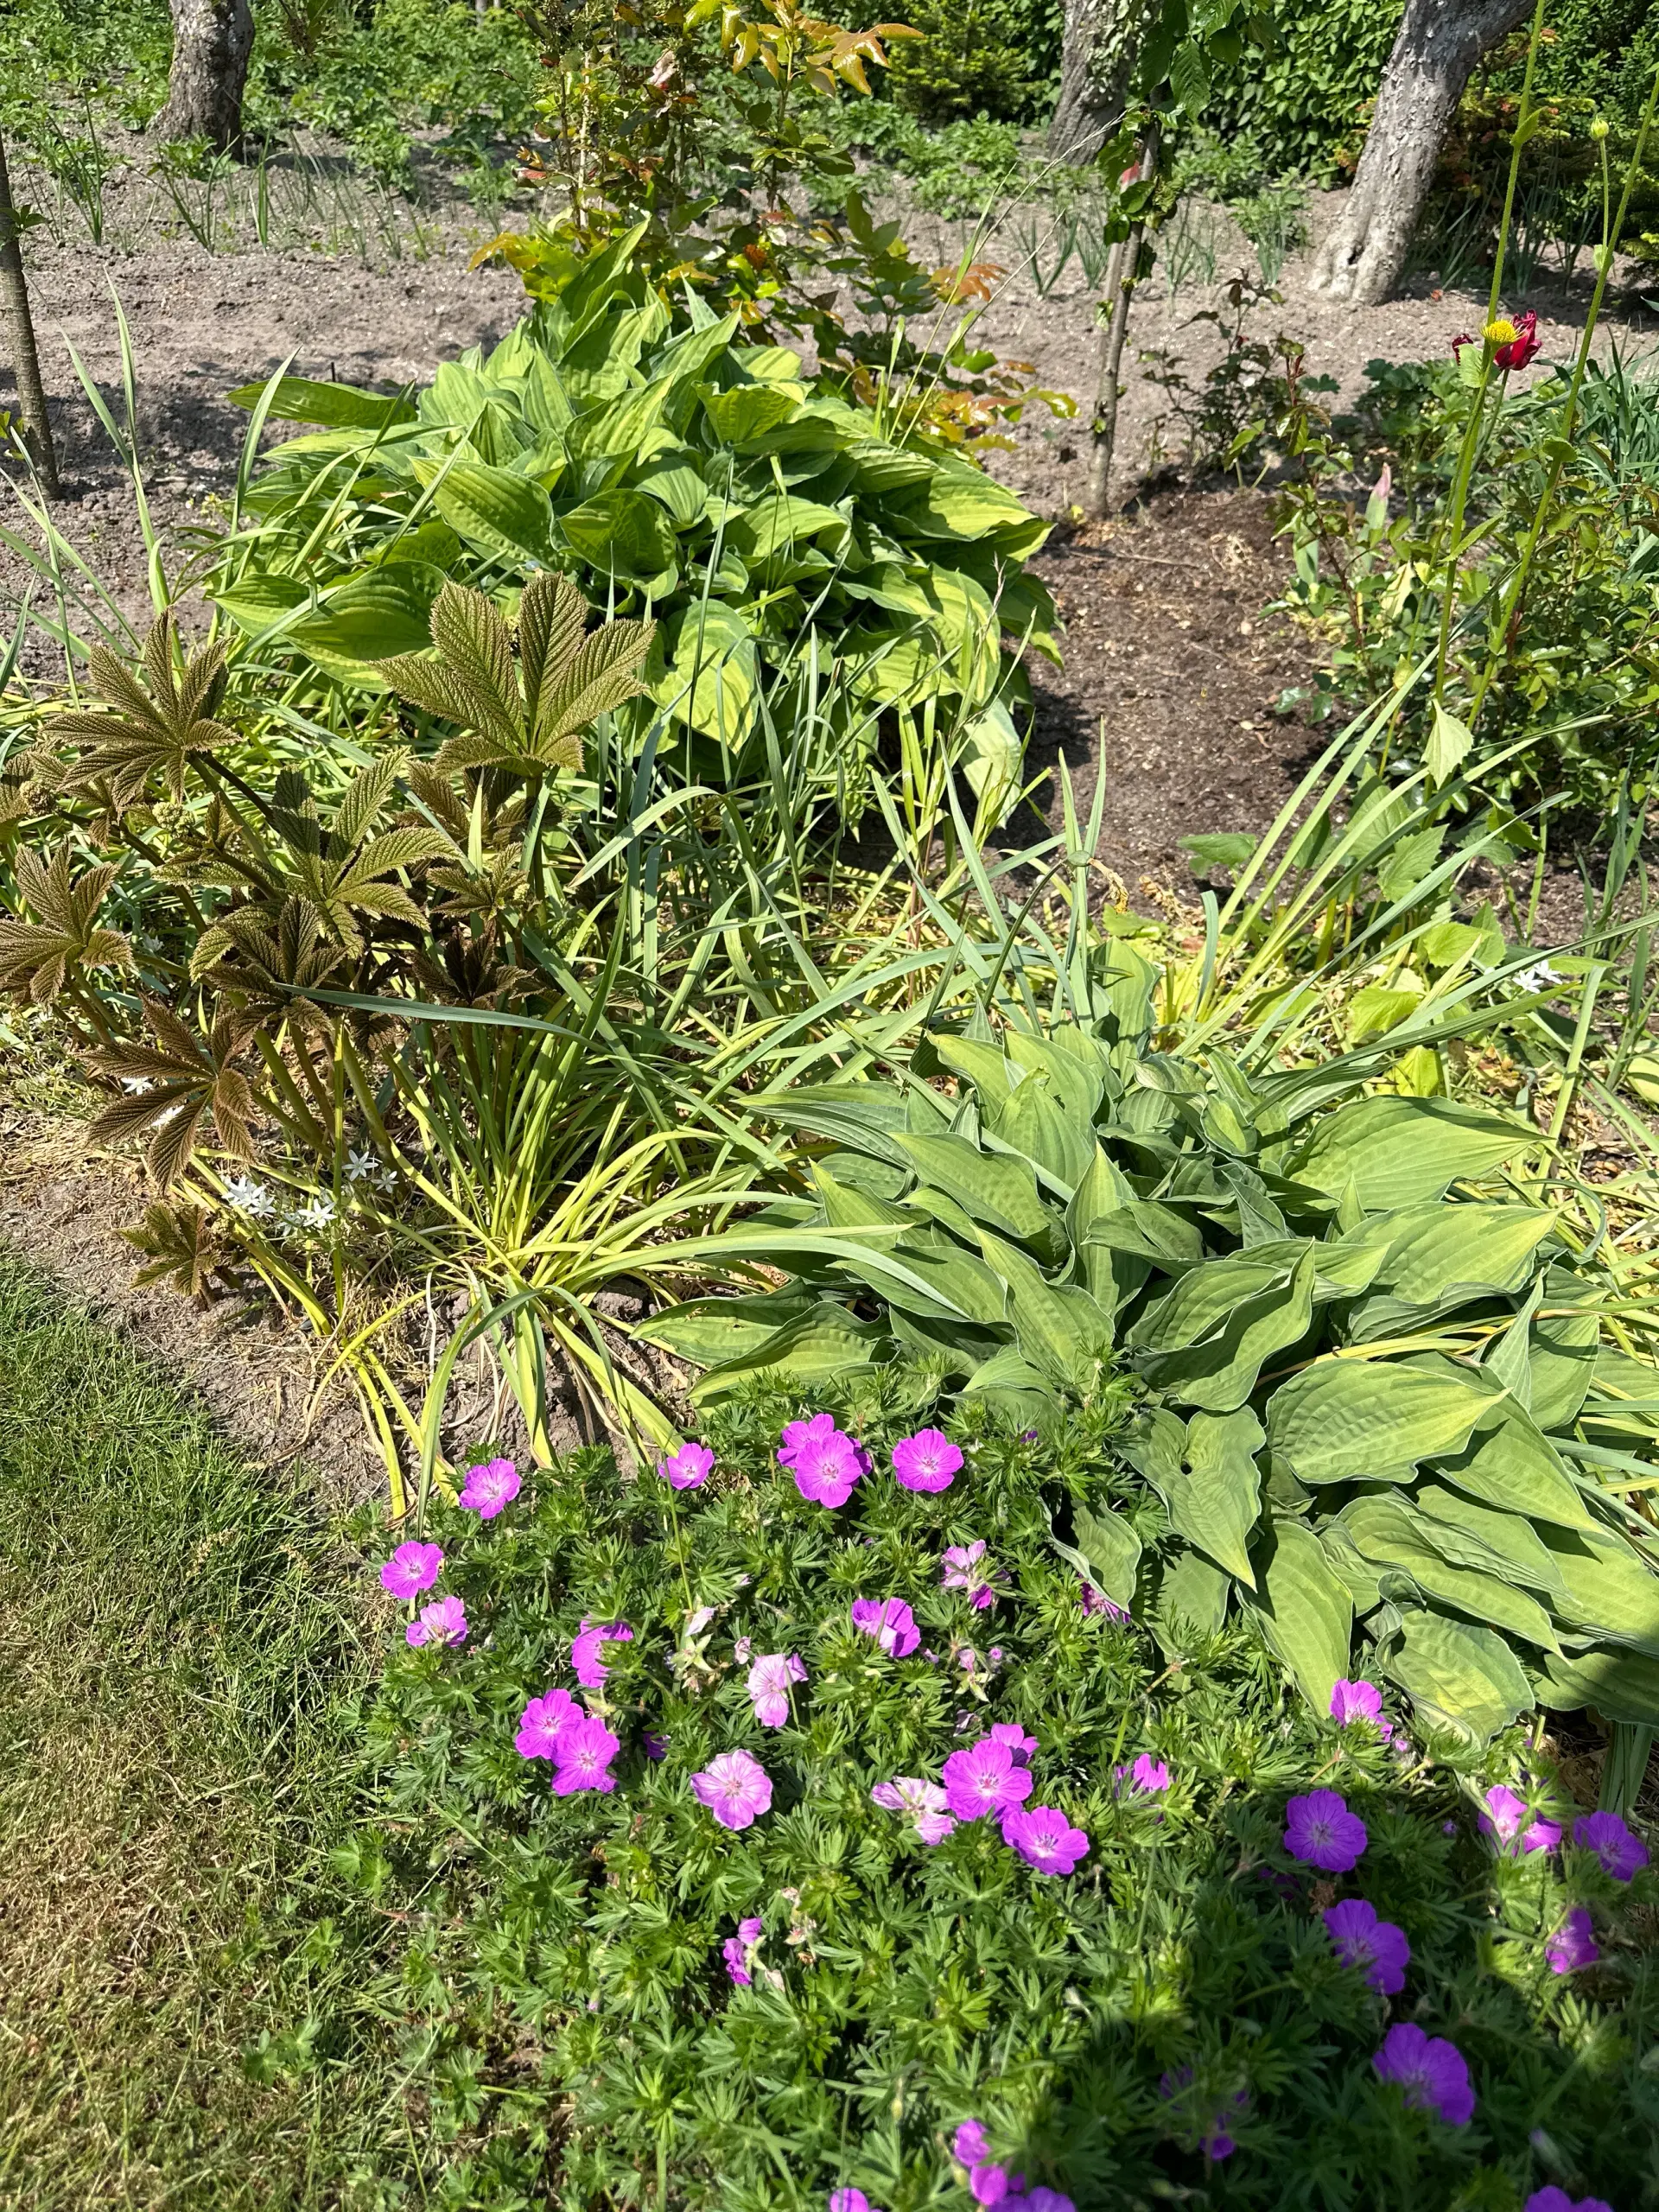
[354,1389,1658,2209]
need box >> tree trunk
[154,0,256,152]
[1083,124,1158,519]
[1047,0,1153,162]
[1307,0,1532,304]
[0,134,62,499]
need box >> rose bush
[349,1377,1659,2209]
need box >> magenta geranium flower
[850,1596,920,1658]
[872,1776,956,1845]
[1080,1580,1128,1622]
[942,1540,998,1608]
[571,1615,633,1688]
[1002,1803,1089,1876]
[828,2192,874,2212]
[988,1722,1037,1764]
[1159,2069,1247,2161]
[1020,2192,1076,2212]
[1480,1784,1561,1856]
[1116,1753,1170,1795]
[459,1455,520,1519]
[644,1729,668,1760]
[1284,1789,1367,1872]
[747,1650,806,1726]
[658,1440,714,1491]
[942,1738,1034,1821]
[1323,1897,1410,1994]
[1526,2191,1615,2212]
[779,1413,865,1506]
[1330,1677,1392,1739]
[1545,1906,1599,1975]
[722,1914,765,1986]
[952,2119,990,2166]
[1372,2022,1474,2125]
[892,1426,963,1492]
[550,1713,620,1795]
[1574,1808,1649,1882]
[691,1748,773,1830]
[515,1687,581,1760]
[380,1541,444,1599]
[406,1593,467,1647]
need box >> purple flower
[1330,1677,1393,1739]
[690,1748,772,1830]
[957,1643,1004,1680]
[380,1541,443,1599]
[892,1426,963,1492]
[1372,2022,1475,2126]
[459,1455,520,1519]
[850,1597,920,1658]
[515,1687,581,1760]
[989,1722,1038,1763]
[1002,1804,1090,1875]
[723,1915,766,1986]
[871,1775,956,1845]
[644,1730,668,1760]
[1323,1898,1411,1994]
[1480,1785,1561,1856]
[953,2119,990,2166]
[1080,1581,1128,1622]
[942,1739,1034,1821]
[943,1541,999,1608]
[1545,1906,1599,1975]
[550,1713,620,1795]
[1574,1808,1649,1882]
[658,1440,714,1491]
[1284,1789,1367,1872]
[1116,1754,1170,1795]
[1021,2193,1077,2212]
[1526,2193,1615,2212]
[779,1414,864,1507]
[747,1650,806,1726]
[571,1615,633,1688]
[1159,2070,1247,2162]
[829,2193,873,2212]
[406,1594,467,1648]
[970,2168,1013,2207]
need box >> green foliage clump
[882,0,1063,125]
[353,1402,1659,2208]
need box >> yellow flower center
[1483,317,1519,346]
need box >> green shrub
[353,1404,1659,2208]
[882,0,1062,125]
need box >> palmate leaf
[379,576,653,778]
[0,845,132,1005]
[119,1200,228,1304]
[48,611,241,805]
[89,999,257,1186]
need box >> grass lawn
[0,1254,401,2211]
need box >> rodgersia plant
[353,1390,1658,2209]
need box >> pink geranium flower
[1323,1898,1410,1994]
[691,1748,773,1829]
[1329,1678,1392,1739]
[1080,1581,1128,1622]
[1283,1789,1367,1872]
[1002,1803,1089,1876]
[942,1738,1033,1821]
[1116,1753,1170,1795]
[1525,2192,1615,2212]
[459,1455,520,1519]
[871,1776,956,1845]
[1545,1906,1599,1974]
[850,1597,920,1657]
[658,1440,714,1491]
[722,1915,765,1986]
[550,1713,620,1795]
[571,1616,633,1688]
[515,1687,581,1760]
[988,1722,1037,1763]
[1480,1785,1560,1856]
[942,1540,998,1608]
[1573,1808,1649,1882]
[778,1414,865,1507]
[953,2119,990,2166]
[1372,2022,1474,2126]
[747,1651,806,1726]
[406,1594,467,1647]
[892,1427,962,1492]
[380,1541,444,1599]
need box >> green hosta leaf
[931,1034,1015,1102]
[1542,1528,1659,1656]
[701,382,800,443]
[1159,1548,1232,1636]
[1071,1500,1142,1609]
[1267,1359,1488,1485]
[1292,1095,1533,1208]
[1007,1027,1107,1123]
[416,459,556,563]
[559,488,678,581]
[1131,1247,1306,1354]
[849,1229,1008,1328]
[637,1289,816,1363]
[1536,1644,1659,1727]
[962,1346,1061,1424]
[1082,1199,1204,1270]
[988,1075,1095,1195]
[1180,831,1257,875]
[1433,1400,1598,1531]
[978,1229,1113,1384]
[1527,1296,1601,1428]
[226,374,416,429]
[753,1084,918,1166]
[1250,1517,1353,1711]
[688,1304,890,1403]
[1338,1496,1560,1652]
[658,601,756,743]
[1166,1408,1262,1586]
[1412,1483,1568,1599]
[894,1133,1062,1257]
[1141,1248,1317,1414]
[1385,1610,1531,1748]
[1369,1205,1558,1304]
[289,569,444,671]
[211,572,307,637]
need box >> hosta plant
[641,971,1659,1749]
[347,1403,1659,2210]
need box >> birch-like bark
[0,135,61,499]
[155,0,256,151]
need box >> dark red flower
[1492,309,1540,370]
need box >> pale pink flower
[747,1651,806,1726]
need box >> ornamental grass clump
[356,1382,1659,2209]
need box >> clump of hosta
[352,1379,1658,2210]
